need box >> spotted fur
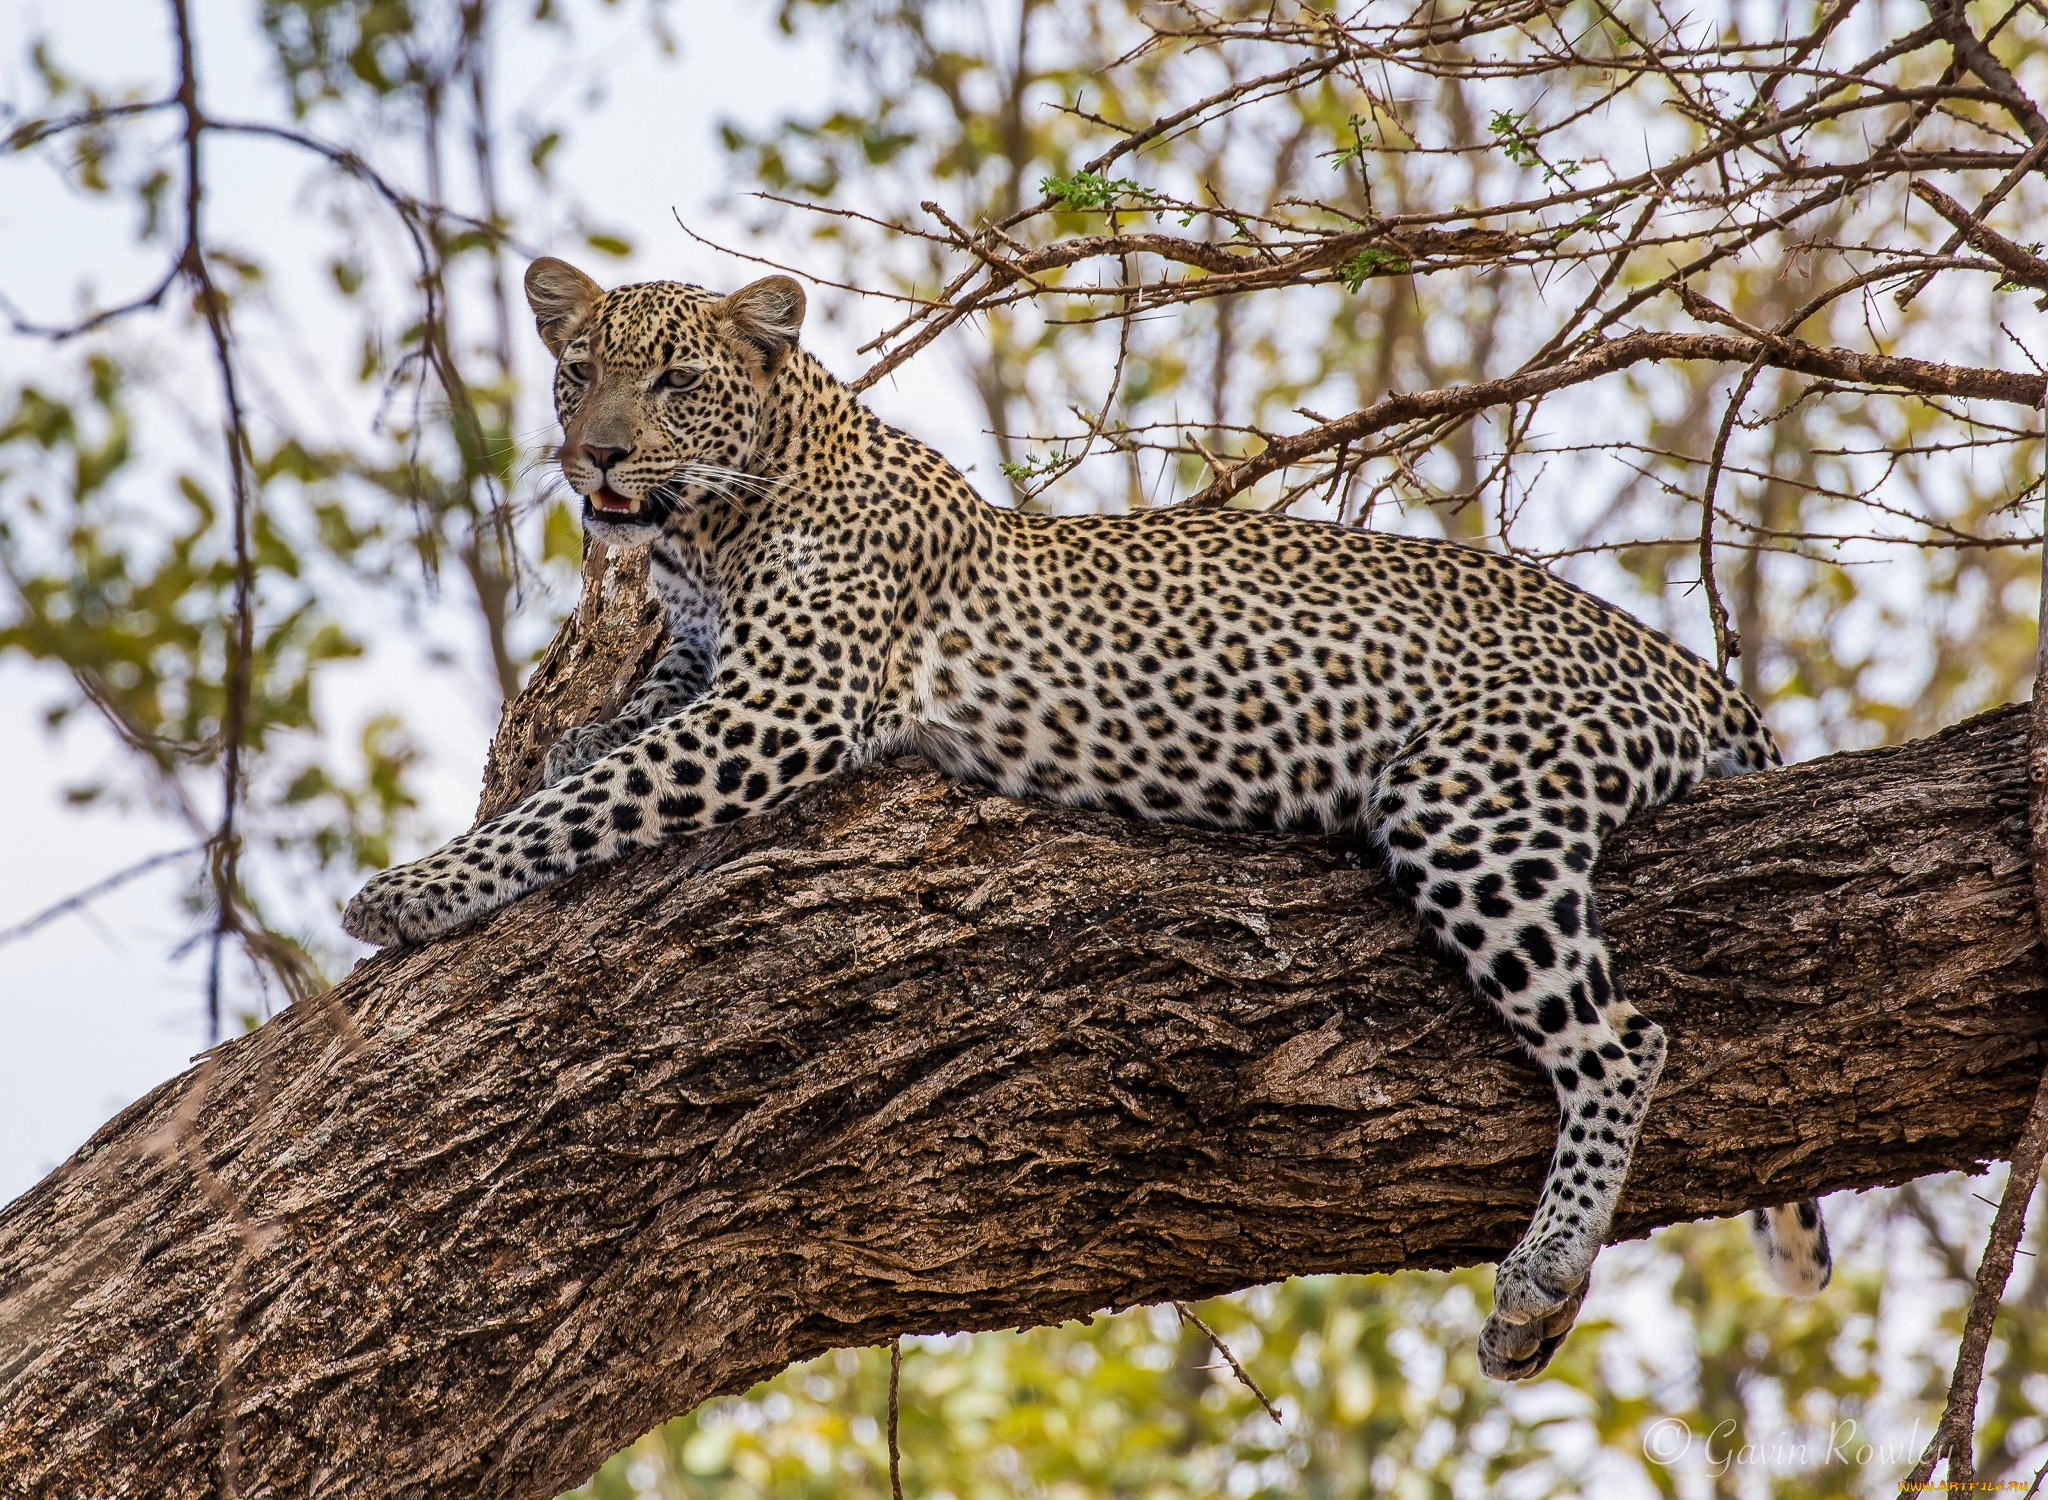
[343,259,1832,1378]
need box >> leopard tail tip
[1748,1201,1832,1296]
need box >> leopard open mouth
[587,485,646,518]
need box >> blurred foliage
[0,0,630,994]
[0,355,416,871]
[4,0,2048,1493]
[577,1202,2045,1498]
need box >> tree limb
[1182,330,2048,506]
[0,704,2042,1499]
[1908,179,2048,293]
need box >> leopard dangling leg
[1373,693,1692,1380]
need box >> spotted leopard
[343,258,1833,1379]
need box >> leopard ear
[716,275,806,370]
[525,258,604,357]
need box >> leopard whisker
[665,466,781,514]
[675,461,796,499]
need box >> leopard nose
[583,443,630,472]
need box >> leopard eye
[561,360,593,383]
[657,366,702,393]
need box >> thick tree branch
[0,704,2042,1498]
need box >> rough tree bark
[0,698,2041,1498]
[471,540,666,824]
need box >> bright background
[3,3,2045,1496]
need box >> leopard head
[524,258,806,539]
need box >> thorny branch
[1175,328,2046,508]
[1175,1302,1284,1427]
[1901,1,2048,1476]
[809,0,2046,564]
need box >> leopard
[343,257,1834,1380]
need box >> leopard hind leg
[1373,695,1684,1380]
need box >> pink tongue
[594,487,636,512]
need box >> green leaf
[1336,247,1408,291]
[1039,170,1158,213]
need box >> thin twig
[1900,1087,2048,1486]
[2025,1452,2048,1499]
[0,846,206,948]
[0,261,184,341]
[1697,353,1769,675]
[1175,1302,1283,1425]
[166,0,256,1047]
[2029,360,2048,989]
[887,1336,904,1500]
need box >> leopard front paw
[342,863,476,947]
